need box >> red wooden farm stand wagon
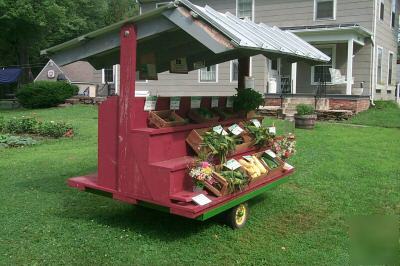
[42,0,329,228]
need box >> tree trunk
[16,43,33,84]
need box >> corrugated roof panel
[178,0,330,62]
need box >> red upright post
[117,24,137,192]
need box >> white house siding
[374,0,398,100]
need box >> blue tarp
[0,68,22,84]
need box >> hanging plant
[233,88,264,114]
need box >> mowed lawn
[0,105,399,265]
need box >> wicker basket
[148,110,187,128]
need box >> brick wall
[265,98,281,106]
[329,98,370,113]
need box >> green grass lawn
[1,105,399,265]
[347,101,400,128]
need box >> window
[199,65,218,83]
[136,71,148,83]
[387,90,392,94]
[236,0,254,21]
[376,89,382,93]
[102,67,114,84]
[377,47,383,84]
[314,0,336,20]
[380,0,385,21]
[271,59,278,71]
[311,46,335,84]
[391,0,396,27]
[230,58,253,82]
[156,2,169,8]
[388,52,394,84]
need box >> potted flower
[272,134,296,160]
[233,88,264,118]
[294,104,317,129]
[188,161,228,197]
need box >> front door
[267,58,281,93]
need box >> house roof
[42,0,330,71]
[61,61,97,83]
[281,24,373,37]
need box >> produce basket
[188,108,220,124]
[238,151,284,183]
[149,110,187,128]
[200,171,229,197]
[211,108,240,121]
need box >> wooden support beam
[117,24,137,192]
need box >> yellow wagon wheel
[226,203,249,229]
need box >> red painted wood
[118,24,137,194]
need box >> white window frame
[198,64,219,83]
[135,71,148,84]
[102,66,115,84]
[379,0,385,21]
[377,46,384,84]
[387,51,394,85]
[313,0,337,21]
[236,0,255,22]
[391,0,396,28]
[156,2,169,8]
[230,58,253,83]
[310,44,336,85]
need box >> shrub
[0,134,37,148]
[233,88,264,113]
[0,117,5,133]
[373,100,398,109]
[296,104,315,116]
[16,81,79,109]
[5,116,38,134]
[36,121,73,138]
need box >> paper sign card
[211,97,219,108]
[170,58,188,74]
[268,127,276,135]
[192,194,212,206]
[228,124,244,136]
[213,125,228,136]
[243,155,253,162]
[224,159,242,171]
[144,96,157,111]
[191,97,202,109]
[283,163,294,171]
[170,97,181,110]
[226,97,234,108]
[265,150,277,158]
[251,119,261,128]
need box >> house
[35,60,118,97]
[127,0,399,113]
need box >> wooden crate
[211,108,240,121]
[149,110,187,128]
[247,151,284,182]
[201,171,229,197]
[188,109,220,124]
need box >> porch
[266,24,373,97]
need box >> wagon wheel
[226,203,249,229]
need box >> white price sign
[251,119,261,128]
[265,150,277,158]
[144,96,157,111]
[192,194,212,206]
[226,97,234,108]
[211,97,219,108]
[228,124,244,136]
[224,159,242,171]
[191,97,202,109]
[283,163,294,171]
[170,97,181,110]
[243,155,253,162]
[268,127,276,135]
[213,125,228,135]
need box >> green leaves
[0,134,37,148]
[202,131,237,164]
[233,88,264,113]
[244,123,272,147]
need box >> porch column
[291,63,297,94]
[346,39,354,95]
[238,57,250,89]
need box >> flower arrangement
[272,134,296,160]
[188,161,214,189]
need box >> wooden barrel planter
[294,114,317,129]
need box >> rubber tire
[226,203,249,229]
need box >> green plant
[5,116,38,134]
[244,123,272,147]
[296,104,315,116]
[202,131,237,164]
[36,121,73,138]
[219,170,248,193]
[197,108,215,118]
[0,116,5,133]
[233,88,264,113]
[0,134,37,148]
[16,81,79,109]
